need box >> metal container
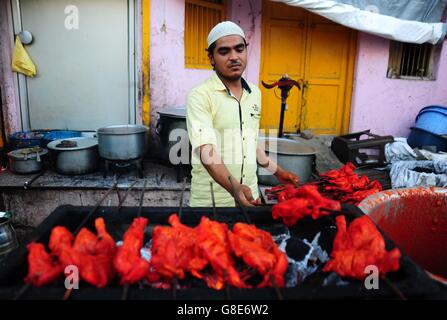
[7,147,48,174]
[97,125,148,160]
[257,137,317,186]
[156,108,188,163]
[0,216,18,258]
[47,137,99,175]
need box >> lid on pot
[259,137,318,156]
[47,137,98,151]
[97,125,148,135]
[157,107,186,119]
[8,147,48,160]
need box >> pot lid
[157,107,186,119]
[259,137,318,155]
[47,137,98,151]
[97,125,148,135]
[8,147,48,160]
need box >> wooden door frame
[259,0,357,135]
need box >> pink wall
[149,0,262,136]
[349,32,447,138]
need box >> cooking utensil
[23,171,45,189]
[47,137,99,175]
[97,125,148,161]
[7,147,48,174]
[0,214,18,258]
[257,137,317,186]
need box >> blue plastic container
[407,127,447,152]
[41,131,82,148]
[414,105,447,135]
[9,130,50,150]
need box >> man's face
[209,35,247,81]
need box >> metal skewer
[122,179,148,301]
[210,182,231,300]
[228,176,252,224]
[172,177,187,300]
[227,179,282,300]
[15,178,120,301]
[117,180,139,211]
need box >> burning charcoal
[317,226,337,253]
[286,238,311,262]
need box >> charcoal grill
[0,205,440,300]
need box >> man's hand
[275,168,300,185]
[232,183,261,207]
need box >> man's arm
[199,144,260,207]
[256,145,300,184]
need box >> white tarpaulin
[273,0,447,44]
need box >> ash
[273,231,330,288]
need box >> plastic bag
[11,36,36,77]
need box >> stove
[0,205,440,300]
[102,158,144,178]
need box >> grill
[0,205,440,300]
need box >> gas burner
[102,158,144,178]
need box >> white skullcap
[207,21,246,48]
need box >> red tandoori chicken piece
[113,217,150,284]
[196,217,248,289]
[323,215,401,279]
[272,185,341,227]
[151,214,208,281]
[25,243,62,287]
[228,223,288,288]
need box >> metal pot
[257,137,317,185]
[97,125,148,160]
[47,137,99,175]
[0,215,18,257]
[7,147,48,174]
[156,108,189,163]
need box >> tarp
[273,0,447,44]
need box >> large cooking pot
[156,108,189,164]
[7,147,48,174]
[257,137,317,185]
[97,125,148,160]
[47,137,99,175]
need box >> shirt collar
[211,72,252,95]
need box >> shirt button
[242,121,244,125]
[243,174,245,178]
[242,137,245,141]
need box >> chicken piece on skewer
[272,185,341,227]
[196,217,248,289]
[25,243,62,287]
[151,214,208,281]
[113,217,150,284]
[48,219,117,288]
[76,218,117,288]
[323,215,401,280]
[229,223,288,288]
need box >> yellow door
[260,1,357,135]
[259,2,306,133]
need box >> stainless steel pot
[97,125,148,160]
[7,147,48,174]
[47,137,99,175]
[0,216,18,257]
[257,137,317,185]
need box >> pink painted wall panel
[349,32,447,138]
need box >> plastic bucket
[415,108,447,135]
[41,130,82,148]
[407,127,447,152]
[359,187,447,281]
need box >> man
[186,21,299,207]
